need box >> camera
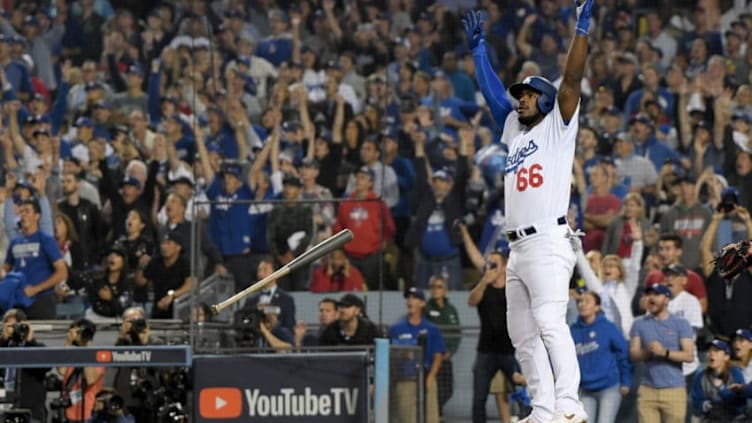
[717,189,739,214]
[233,308,265,348]
[9,323,29,345]
[49,396,71,411]
[130,318,148,336]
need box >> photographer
[86,388,134,423]
[259,305,294,351]
[59,319,105,423]
[236,305,293,352]
[0,309,48,422]
[112,307,161,423]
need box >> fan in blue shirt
[4,199,67,319]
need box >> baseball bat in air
[211,229,354,314]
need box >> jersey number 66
[516,164,544,191]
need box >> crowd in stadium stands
[0,0,752,421]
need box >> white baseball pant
[506,223,585,423]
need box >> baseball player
[463,1,593,422]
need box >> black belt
[506,216,567,242]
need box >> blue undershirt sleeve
[472,43,513,127]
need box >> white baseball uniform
[500,98,585,422]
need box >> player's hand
[575,0,594,36]
[620,386,630,396]
[461,10,486,51]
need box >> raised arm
[194,126,215,185]
[574,240,604,293]
[462,11,513,127]
[557,0,593,123]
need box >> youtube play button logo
[200,387,242,419]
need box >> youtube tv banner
[194,352,369,422]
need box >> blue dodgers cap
[93,127,111,140]
[403,287,426,301]
[221,162,243,178]
[119,176,141,190]
[162,230,185,249]
[709,339,731,355]
[75,116,94,128]
[735,328,752,341]
[644,283,672,298]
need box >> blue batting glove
[462,10,486,51]
[575,0,594,36]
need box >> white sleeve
[623,240,643,297]
[688,297,704,329]
[575,247,604,293]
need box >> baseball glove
[713,240,752,279]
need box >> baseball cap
[404,287,426,301]
[616,52,638,65]
[603,106,621,116]
[356,166,375,180]
[221,162,243,179]
[106,244,128,258]
[644,283,672,298]
[709,339,731,355]
[14,179,35,194]
[693,120,712,132]
[337,293,364,308]
[300,158,320,168]
[23,16,39,27]
[93,127,111,140]
[169,175,195,187]
[162,230,185,248]
[85,81,104,91]
[672,175,697,185]
[282,173,303,187]
[735,328,752,341]
[432,168,454,181]
[614,131,631,142]
[119,176,142,190]
[282,120,302,132]
[662,263,688,277]
[731,110,751,123]
[629,114,653,127]
[126,64,143,76]
[93,99,112,109]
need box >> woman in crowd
[87,246,133,319]
[55,213,84,272]
[113,209,155,306]
[575,222,643,338]
[690,339,747,422]
[570,291,632,423]
[602,192,650,260]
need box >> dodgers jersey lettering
[501,99,580,229]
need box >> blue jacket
[571,313,632,392]
[690,367,747,419]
